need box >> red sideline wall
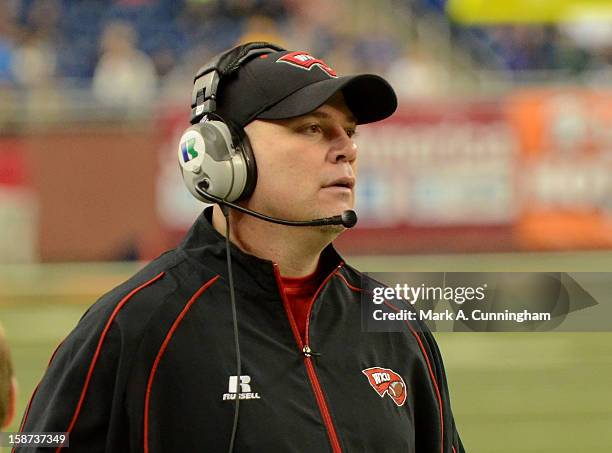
[19,126,167,261]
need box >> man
[0,323,16,429]
[17,43,465,452]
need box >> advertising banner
[508,89,612,250]
[335,100,518,253]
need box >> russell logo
[362,367,407,407]
[276,51,337,77]
[222,375,261,401]
[180,138,198,163]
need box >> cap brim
[255,74,397,125]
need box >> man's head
[212,44,396,226]
[0,323,16,428]
[182,43,396,233]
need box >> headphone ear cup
[177,121,236,202]
[233,128,257,201]
[178,120,257,203]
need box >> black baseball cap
[215,49,398,127]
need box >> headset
[177,41,357,228]
[177,42,284,205]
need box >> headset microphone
[195,186,358,229]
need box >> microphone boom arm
[196,187,357,228]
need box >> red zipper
[273,263,343,453]
[304,356,342,453]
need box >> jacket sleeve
[14,306,127,453]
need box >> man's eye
[306,124,322,134]
[346,129,357,138]
[297,123,323,135]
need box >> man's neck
[211,205,336,277]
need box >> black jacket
[17,207,465,453]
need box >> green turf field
[1,253,611,452]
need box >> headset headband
[190,42,286,124]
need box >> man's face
[243,92,358,225]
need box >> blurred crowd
[457,24,612,76]
[0,0,407,110]
[0,0,611,112]
[422,0,612,77]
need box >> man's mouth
[324,177,355,189]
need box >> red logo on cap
[362,367,407,407]
[276,51,337,77]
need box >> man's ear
[2,376,17,429]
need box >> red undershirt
[280,265,325,344]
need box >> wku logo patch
[276,51,337,77]
[362,367,407,407]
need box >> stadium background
[1,0,611,451]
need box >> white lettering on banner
[355,123,515,166]
[531,162,610,209]
[353,121,516,226]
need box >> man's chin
[317,191,353,211]
[317,224,347,235]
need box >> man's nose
[328,129,357,163]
